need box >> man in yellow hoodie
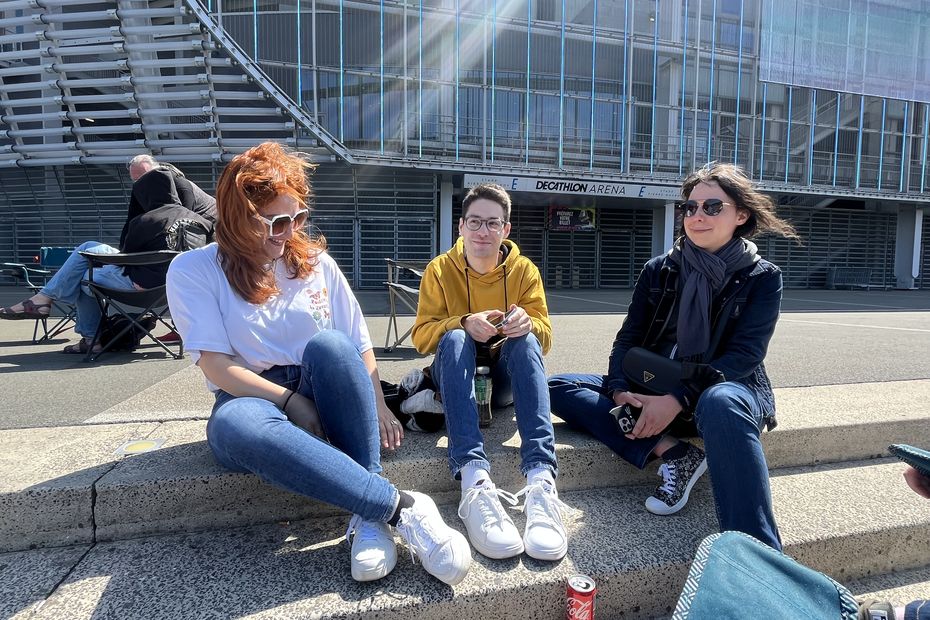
[412,183,568,563]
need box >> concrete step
[6,460,930,620]
[850,565,930,608]
[3,379,930,553]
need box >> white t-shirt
[166,244,372,391]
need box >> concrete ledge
[850,565,930,607]
[4,380,930,551]
[18,461,930,620]
[0,423,156,552]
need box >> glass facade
[213,0,930,194]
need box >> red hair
[214,142,327,304]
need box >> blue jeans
[549,373,781,550]
[40,241,134,338]
[431,329,557,479]
[207,330,399,522]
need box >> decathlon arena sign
[463,174,680,200]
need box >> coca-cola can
[566,574,596,620]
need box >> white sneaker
[345,515,397,582]
[457,481,524,559]
[400,389,445,415]
[399,368,426,394]
[346,515,397,581]
[515,481,569,561]
[395,491,472,586]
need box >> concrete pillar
[894,205,923,289]
[652,202,676,256]
[439,174,453,253]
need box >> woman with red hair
[166,142,471,585]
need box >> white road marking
[782,297,919,310]
[547,293,628,307]
[780,318,930,333]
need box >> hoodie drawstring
[464,262,508,315]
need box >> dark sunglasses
[253,209,310,237]
[676,198,732,217]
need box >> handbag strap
[643,266,743,364]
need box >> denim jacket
[606,251,782,427]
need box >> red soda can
[566,574,596,619]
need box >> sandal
[62,338,102,355]
[0,298,52,320]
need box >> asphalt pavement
[1,286,929,430]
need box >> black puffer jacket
[119,165,216,248]
[121,205,212,289]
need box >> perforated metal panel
[0,162,436,290]
[0,162,220,266]
[452,201,654,289]
[598,208,656,288]
[755,206,897,289]
[312,165,436,288]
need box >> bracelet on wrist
[281,390,295,411]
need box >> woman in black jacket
[548,162,798,550]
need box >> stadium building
[1,0,928,289]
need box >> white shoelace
[657,462,679,496]
[396,506,441,565]
[458,484,519,526]
[514,483,570,530]
[344,514,382,544]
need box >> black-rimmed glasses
[676,198,733,218]
[463,216,506,232]
[253,209,310,237]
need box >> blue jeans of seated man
[39,241,135,338]
[208,330,399,522]
[430,329,557,479]
[548,373,781,550]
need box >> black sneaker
[645,443,707,515]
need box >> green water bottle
[475,365,493,428]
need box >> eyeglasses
[676,198,733,218]
[253,209,309,237]
[463,216,506,233]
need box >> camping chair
[79,250,182,362]
[383,257,429,352]
[1,246,77,343]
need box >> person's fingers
[627,414,648,439]
[388,418,403,447]
[378,419,391,448]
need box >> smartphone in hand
[491,307,518,329]
[610,404,642,434]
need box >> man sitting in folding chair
[0,206,212,356]
[0,154,214,353]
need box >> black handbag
[621,347,683,395]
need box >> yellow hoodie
[412,237,552,355]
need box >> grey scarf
[672,237,759,359]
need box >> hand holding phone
[491,307,517,330]
[610,404,642,434]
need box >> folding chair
[79,250,182,362]
[383,257,430,352]
[1,246,77,343]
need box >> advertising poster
[549,206,596,231]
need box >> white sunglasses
[253,209,310,237]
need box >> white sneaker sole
[351,557,395,582]
[524,538,567,561]
[462,520,524,559]
[425,529,472,586]
[644,458,708,516]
